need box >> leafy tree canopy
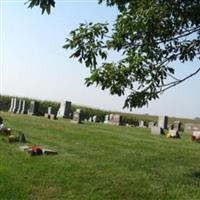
[26,0,200,109]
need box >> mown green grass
[1,111,200,200]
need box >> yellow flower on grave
[166,133,171,138]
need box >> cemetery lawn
[1,112,200,200]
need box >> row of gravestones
[104,114,122,125]
[85,115,98,123]
[8,98,39,115]
[8,98,72,118]
[7,99,174,128]
[8,98,84,124]
[10,98,197,133]
[151,116,182,135]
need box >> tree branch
[158,67,200,94]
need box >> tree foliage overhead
[27,0,200,109]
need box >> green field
[1,112,200,200]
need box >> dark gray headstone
[57,101,71,118]
[17,132,26,143]
[0,116,3,125]
[158,116,168,129]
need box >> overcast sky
[1,0,200,118]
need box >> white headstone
[139,121,145,127]
[88,117,92,122]
[12,98,18,113]
[104,115,109,124]
[93,115,97,123]
[151,126,162,135]
[16,99,22,114]
[57,101,71,118]
[8,98,14,112]
[47,107,52,115]
[20,100,26,114]
[158,116,168,129]
[112,114,122,125]
[71,111,81,124]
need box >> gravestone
[148,122,156,128]
[112,114,122,125]
[104,115,109,124]
[139,121,145,127]
[20,100,27,114]
[48,107,52,115]
[50,114,57,120]
[12,98,18,113]
[88,117,92,122]
[16,132,26,143]
[44,106,57,120]
[16,99,22,114]
[28,101,39,115]
[109,114,114,122]
[172,121,181,131]
[93,115,97,123]
[44,107,52,119]
[8,98,14,112]
[151,126,163,135]
[184,123,200,134]
[158,116,168,129]
[71,109,81,124]
[105,114,122,125]
[57,101,71,118]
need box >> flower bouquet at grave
[191,131,200,142]
[166,130,180,138]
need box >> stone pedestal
[151,126,163,135]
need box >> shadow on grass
[190,171,200,179]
